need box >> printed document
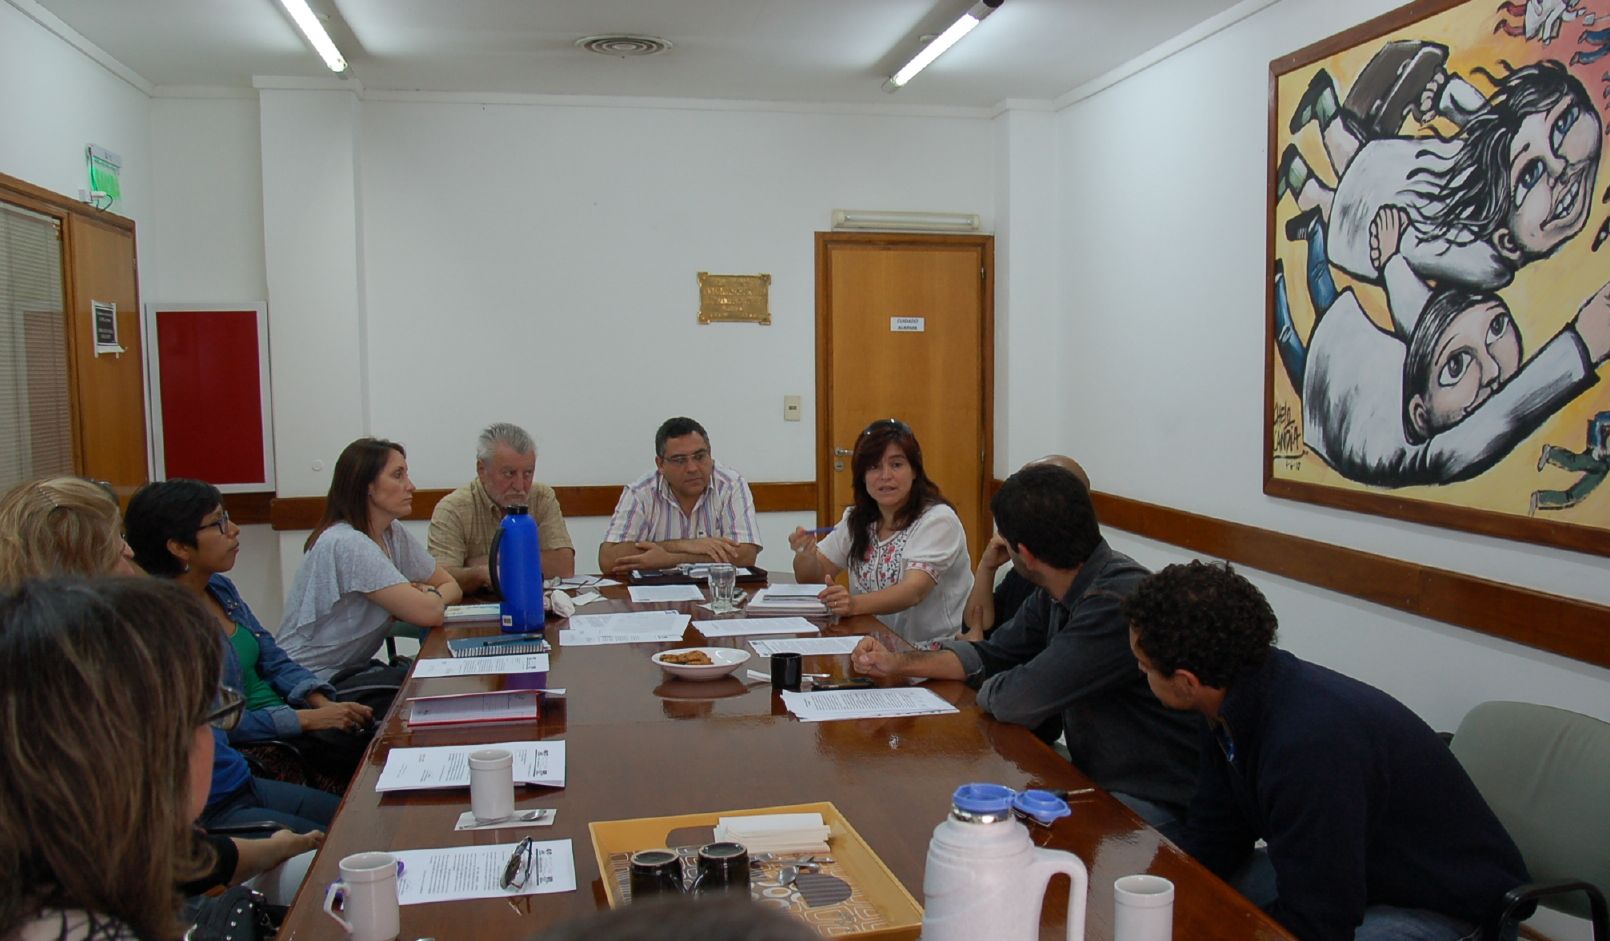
[693,617,820,638]
[560,610,689,646]
[376,741,565,791]
[780,687,958,723]
[413,654,550,677]
[628,584,705,603]
[393,839,575,903]
[751,636,866,657]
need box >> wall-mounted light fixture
[831,209,981,233]
[883,0,1004,92]
[276,0,348,73]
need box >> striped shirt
[602,462,762,547]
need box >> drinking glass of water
[706,563,739,613]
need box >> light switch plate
[784,395,802,422]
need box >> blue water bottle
[488,504,544,633]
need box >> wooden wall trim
[269,481,818,531]
[1088,491,1610,670]
[0,170,136,233]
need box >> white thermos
[920,783,1089,941]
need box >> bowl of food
[651,646,751,681]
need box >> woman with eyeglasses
[278,437,462,680]
[0,478,334,882]
[788,419,972,645]
[125,479,375,786]
[0,578,308,941]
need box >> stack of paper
[714,813,831,855]
[745,585,829,617]
[559,610,690,646]
[444,602,502,624]
[447,635,551,658]
[780,687,959,723]
[406,690,541,727]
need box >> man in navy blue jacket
[1123,560,1527,941]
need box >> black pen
[808,678,875,692]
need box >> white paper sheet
[693,617,820,638]
[750,636,866,657]
[413,654,550,677]
[628,584,706,603]
[443,603,502,623]
[570,591,604,607]
[393,839,575,903]
[779,687,958,722]
[376,741,566,791]
[560,610,690,646]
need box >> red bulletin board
[146,305,274,489]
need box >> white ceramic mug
[322,851,400,941]
[1114,874,1174,941]
[469,748,515,823]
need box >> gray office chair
[1448,701,1610,941]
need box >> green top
[228,624,285,712]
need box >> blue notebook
[446,634,551,658]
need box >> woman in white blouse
[789,419,971,645]
[278,438,462,679]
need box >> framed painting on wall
[1264,0,1610,555]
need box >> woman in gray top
[278,438,463,679]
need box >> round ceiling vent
[575,35,673,57]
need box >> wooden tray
[589,801,922,940]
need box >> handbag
[185,886,286,941]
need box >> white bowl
[651,647,751,681]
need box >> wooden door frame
[813,231,996,547]
[0,170,141,490]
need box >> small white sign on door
[890,317,926,333]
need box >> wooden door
[64,215,146,496]
[815,232,993,562]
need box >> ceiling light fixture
[831,209,981,233]
[277,0,348,74]
[883,0,1003,92]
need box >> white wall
[1050,0,1610,726]
[0,3,150,224]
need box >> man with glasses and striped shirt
[598,417,762,574]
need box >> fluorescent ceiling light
[277,0,348,74]
[832,209,981,233]
[884,0,1003,92]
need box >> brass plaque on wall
[697,273,771,324]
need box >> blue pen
[803,526,835,536]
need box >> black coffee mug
[692,841,750,897]
[628,849,684,900]
[770,652,803,692]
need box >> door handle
[833,447,852,457]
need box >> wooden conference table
[279,586,1294,941]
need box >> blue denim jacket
[210,574,335,741]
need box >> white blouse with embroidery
[816,502,972,645]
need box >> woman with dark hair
[0,578,309,941]
[789,419,971,645]
[125,479,374,786]
[277,438,461,679]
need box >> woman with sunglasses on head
[0,479,331,892]
[0,577,314,941]
[125,479,374,787]
[278,437,462,680]
[0,477,137,583]
[789,419,972,645]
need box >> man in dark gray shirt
[852,464,1200,834]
